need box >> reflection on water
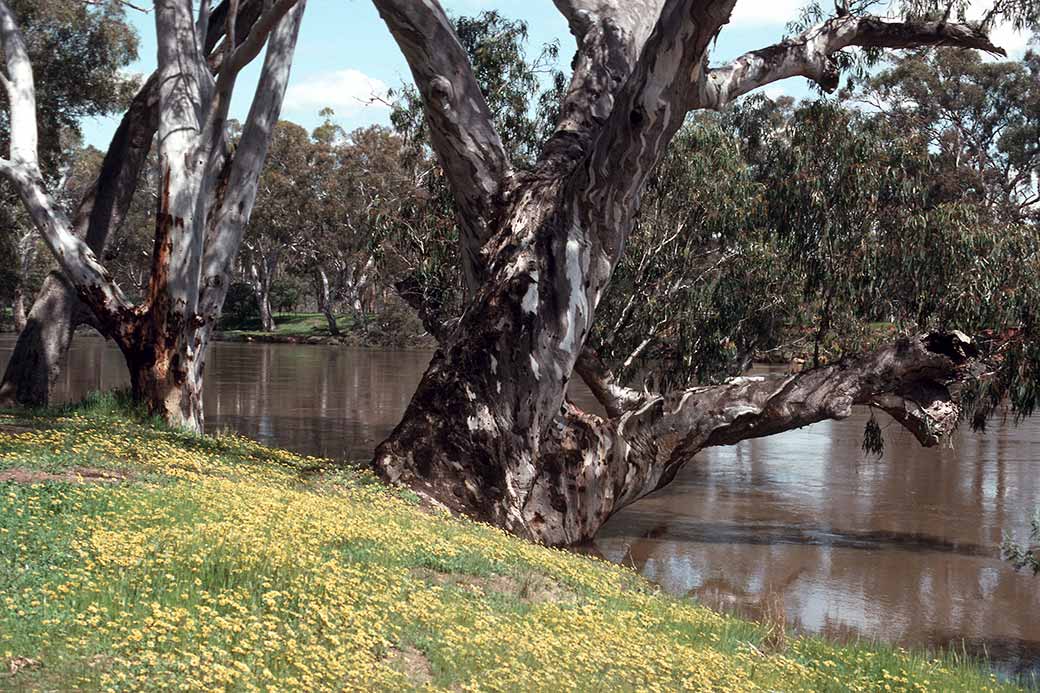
[594,414,1040,680]
[2,334,1038,678]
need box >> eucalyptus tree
[241,120,312,332]
[381,10,565,339]
[369,0,1036,545]
[0,0,306,430]
[860,46,1040,222]
[0,0,138,334]
[308,125,404,335]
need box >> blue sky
[79,0,1032,149]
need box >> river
[2,335,1038,679]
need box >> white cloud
[987,20,1032,58]
[728,0,806,26]
[284,69,391,117]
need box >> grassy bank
[0,395,1022,691]
[216,312,433,348]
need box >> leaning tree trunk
[369,0,1002,545]
[0,273,78,405]
[0,71,159,407]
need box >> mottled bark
[11,292,24,332]
[0,0,304,429]
[0,0,270,407]
[371,0,512,291]
[0,76,158,406]
[372,0,1005,544]
[247,252,277,332]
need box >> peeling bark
[381,332,975,544]
[371,0,1005,544]
[372,0,512,291]
[0,0,269,407]
[0,0,304,429]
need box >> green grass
[217,311,355,339]
[0,395,1030,691]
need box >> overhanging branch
[700,14,1004,108]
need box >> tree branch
[0,0,134,322]
[198,0,305,324]
[699,15,1004,108]
[544,0,665,167]
[576,0,736,260]
[686,332,975,449]
[201,0,298,146]
[525,331,979,542]
[372,0,512,292]
[73,73,160,252]
[574,346,643,418]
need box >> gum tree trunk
[370,0,1003,544]
[11,290,25,333]
[0,0,305,430]
[0,71,158,408]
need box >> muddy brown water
[2,335,1038,680]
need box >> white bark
[0,0,134,323]
[0,0,303,429]
[198,0,305,327]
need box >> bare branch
[74,74,160,252]
[575,347,644,417]
[700,15,1005,108]
[372,0,512,291]
[576,0,737,258]
[199,0,297,167]
[0,0,38,169]
[0,0,134,323]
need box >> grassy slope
[217,312,350,340]
[0,395,1021,692]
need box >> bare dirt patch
[388,646,433,687]
[410,568,577,604]
[0,466,129,484]
[5,656,41,676]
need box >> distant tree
[241,120,312,331]
[859,46,1040,222]
[302,116,406,336]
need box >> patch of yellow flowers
[0,413,1017,691]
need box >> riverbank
[215,311,435,349]
[0,395,1023,691]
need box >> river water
[2,335,1038,679]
